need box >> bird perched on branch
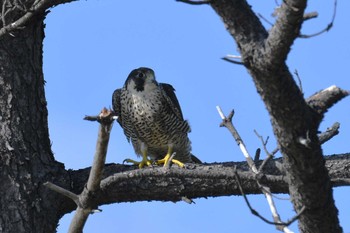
[112,67,199,168]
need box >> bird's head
[125,67,157,92]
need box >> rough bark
[0,8,69,232]
[51,153,348,215]
[0,0,348,232]
[210,0,342,232]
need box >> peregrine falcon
[112,67,198,168]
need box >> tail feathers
[190,153,202,164]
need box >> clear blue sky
[43,0,350,232]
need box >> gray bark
[0,0,347,232]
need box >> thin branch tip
[176,0,210,5]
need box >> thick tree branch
[56,153,350,216]
[207,1,343,232]
[306,85,349,115]
[209,0,268,66]
[265,0,307,65]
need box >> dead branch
[234,169,305,231]
[45,108,114,233]
[253,130,277,173]
[176,0,210,5]
[293,70,303,94]
[306,85,349,115]
[299,0,337,38]
[303,12,318,21]
[318,122,340,144]
[216,106,296,232]
[222,54,244,65]
[0,0,77,38]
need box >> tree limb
[217,106,294,232]
[318,122,340,144]
[0,0,77,38]
[306,85,349,115]
[265,0,307,65]
[45,108,114,233]
[57,153,350,216]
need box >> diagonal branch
[216,106,297,232]
[265,0,307,65]
[306,85,349,115]
[0,0,77,38]
[318,122,340,144]
[45,108,114,233]
[68,108,114,233]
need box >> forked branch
[216,106,304,232]
[45,108,114,233]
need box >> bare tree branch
[306,85,349,115]
[216,106,295,232]
[222,54,244,65]
[302,11,318,21]
[68,108,114,233]
[234,169,305,231]
[0,0,77,38]
[299,0,337,38]
[265,0,307,66]
[52,152,350,218]
[43,182,79,204]
[44,108,114,233]
[176,0,210,5]
[318,122,340,144]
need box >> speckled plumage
[112,67,193,163]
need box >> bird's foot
[123,158,152,169]
[156,153,184,168]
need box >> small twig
[0,0,50,37]
[318,122,340,144]
[1,0,9,26]
[181,196,195,204]
[254,148,261,162]
[0,0,76,38]
[217,107,257,173]
[176,0,210,5]
[258,13,274,26]
[217,106,297,232]
[222,55,244,65]
[299,0,337,38]
[253,130,277,173]
[294,70,303,94]
[303,11,318,21]
[84,107,117,124]
[43,182,79,205]
[234,169,304,229]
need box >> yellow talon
[123,145,152,168]
[157,154,184,167]
[123,158,152,168]
[156,145,184,168]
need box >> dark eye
[137,72,144,78]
